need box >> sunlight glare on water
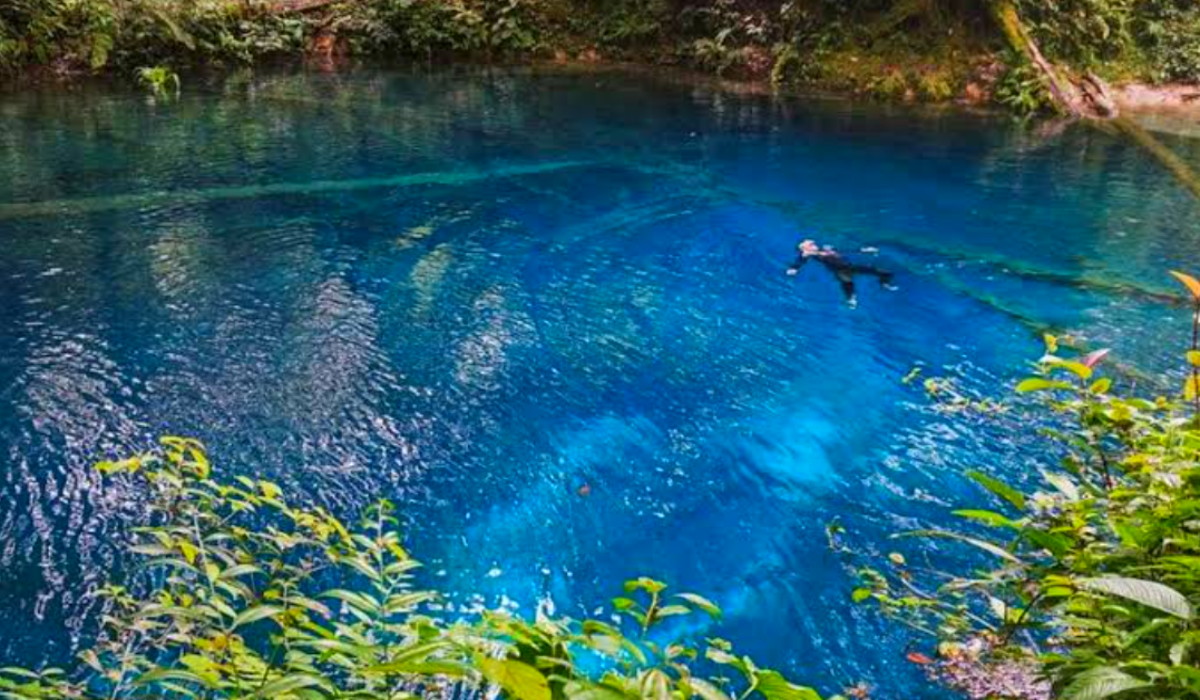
[2,65,1200,697]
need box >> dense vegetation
[0,437,825,700]
[4,0,1200,108]
[850,271,1200,699]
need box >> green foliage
[1134,0,1200,83]
[1009,0,1200,83]
[1014,0,1133,67]
[137,65,180,97]
[0,0,117,72]
[574,0,669,49]
[1,437,820,700]
[994,57,1054,116]
[347,0,543,56]
[866,68,909,100]
[856,271,1200,699]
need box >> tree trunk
[988,0,1087,116]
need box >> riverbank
[7,0,1200,118]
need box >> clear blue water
[2,65,1200,697]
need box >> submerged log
[1107,117,1200,201]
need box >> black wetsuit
[788,250,894,302]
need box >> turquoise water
[2,65,1200,697]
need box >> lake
[1,64,1198,697]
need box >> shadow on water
[2,64,1200,697]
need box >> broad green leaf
[706,648,747,674]
[624,577,667,594]
[401,661,472,678]
[476,658,551,700]
[363,641,452,674]
[384,591,437,614]
[259,481,283,499]
[1024,529,1073,558]
[219,564,263,580]
[987,596,1023,625]
[1016,377,1071,393]
[232,605,283,629]
[755,670,821,700]
[1188,351,1200,367]
[654,604,691,618]
[1060,667,1149,700]
[639,669,671,700]
[178,540,199,565]
[901,530,1023,564]
[567,686,627,700]
[850,588,872,603]
[1080,577,1193,619]
[689,678,733,700]
[951,509,1017,529]
[1048,360,1093,380]
[676,592,721,617]
[1043,471,1080,500]
[250,673,326,698]
[1171,641,1188,666]
[135,668,217,689]
[964,471,1027,510]
[324,589,382,615]
[1089,378,1112,394]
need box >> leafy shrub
[0,437,823,700]
[856,271,1200,699]
[915,68,954,101]
[866,67,909,100]
[136,65,180,97]
[0,0,117,72]
[571,0,669,49]
[1134,0,1200,83]
[994,56,1053,116]
[1014,0,1133,67]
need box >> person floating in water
[786,239,896,307]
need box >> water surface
[2,65,1200,697]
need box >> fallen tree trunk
[988,0,1120,119]
[985,2,1200,201]
[1107,117,1200,201]
[988,0,1083,116]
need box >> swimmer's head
[799,239,820,255]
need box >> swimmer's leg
[836,271,858,307]
[849,264,897,289]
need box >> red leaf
[1081,348,1110,369]
[906,652,934,665]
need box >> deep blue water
[2,65,1200,697]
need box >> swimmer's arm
[786,255,808,275]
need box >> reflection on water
[2,65,1200,697]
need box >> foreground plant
[0,437,820,700]
[857,270,1200,700]
[136,65,180,98]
